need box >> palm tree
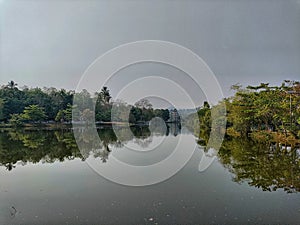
[7,80,18,89]
[100,86,111,104]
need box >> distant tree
[21,105,47,123]
[0,98,4,121]
[161,109,170,122]
[132,99,154,122]
[0,82,173,126]
[230,83,242,91]
[47,88,73,120]
[134,98,152,109]
[99,86,111,105]
[203,101,210,109]
[6,80,18,89]
[74,89,93,113]
[0,83,25,121]
[129,107,142,123]
[63,103,73,122]
[197,101,211,131]
[55,104,73,122]
[110,100,132,122]
[55,110,64,122]
[9,114,24,127]
[81,109,94,124]
[95,87,112,122]
[154,109,170,122]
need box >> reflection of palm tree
[105,144,111,152]
[134,136,153,148]
[169,123,181,136]
[5,163,16,171]
[98,144,111,163]
[114,140,123,148]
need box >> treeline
[0,81,170,126]
[196,80,300,142]
[0,81,74,125]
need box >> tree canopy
[0,81,170,126]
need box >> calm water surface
[0,126,299,224]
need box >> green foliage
[129,107,142,123]
[218,137,300,193]
[0,126,177,170]
[0,81,74,122]
[0,82,171,125]
[0,129,83,170]
[81,109,94,124]
[95,87,112,122]
[154,109,170,122]
[9,114,24,127]
[21,105,47,122]
[0,98,4,121]
[95,104,111,122]
[197,101,211,131]
[0,83,25,121]
[198,80,300,140]
[128,99,170,124]
[55,110,64,122]
[227,81,300,136]
[55,104,73,122]
[98,86,111,104]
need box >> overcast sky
[0,0,299,107]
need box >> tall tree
[6,80,18,89]
[99,86,111,105]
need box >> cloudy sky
[1,0,299,107]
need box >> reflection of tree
[9,130,46,149]
[90,128,116,162]
[93,144,111,163]
[131,126,153,148]
[0,129,83,169]
[218,137,300,193]
[130,126,151,139]
[168,123,181,137]
[133,136,153,149]
[0,125,181,170]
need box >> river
[0,125,299,224]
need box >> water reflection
[0,129,82,171]
[1,125,299,193]
[217,137,300,193]
[0,123,181,170]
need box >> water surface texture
[0,126,299,224]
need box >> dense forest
[0,81,170,126]
[186,80,300,193]
[194,80,300,145]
